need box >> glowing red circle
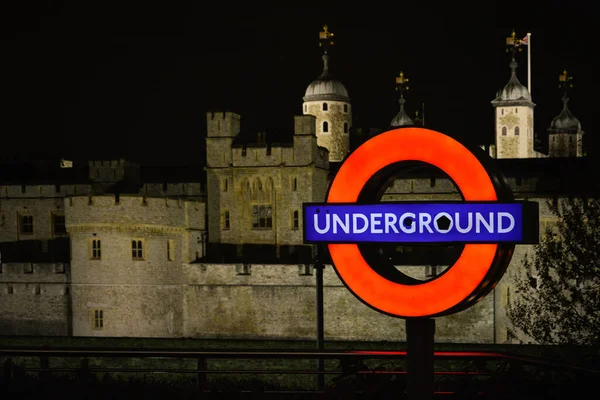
[327,127,499,318]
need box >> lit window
[90,239,101,260]
[19,215,33,235]
[252,205,272,229]
[132,239,144,260]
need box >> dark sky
[1,2,596,166]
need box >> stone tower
[490,56,536,159]
[302,25,352,162]
[547,69,584,157]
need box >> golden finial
[318,24,335,48]
[395,71,410,92]
[559,68,574,90]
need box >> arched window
[323,121,329,133]
[343,122,348,134]
[132,240,144,260]
[322,103,328,111]
[502,126,507,136]
[514,126,520,136]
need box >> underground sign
[303,127,538,318]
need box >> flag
[519,35,529,46]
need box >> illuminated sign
[303,127,539,318]
[304,202,538,244]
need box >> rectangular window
[90,239,101,260]
[223,210,230,230]
[132,239,144,260]
[52,214,67,236]
[252,205,272,229]
[167,239,175,261]
[292,210,299,230]
[91,309,104,330]
[222,178,229,192]
[19,214,33,235]
[291,177,297,191]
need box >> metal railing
[1,347,599,397]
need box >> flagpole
[527,32,531,97]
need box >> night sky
[1,2,596,166]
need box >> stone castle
[0,29,590,344]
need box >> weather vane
[505,29,525,56]
[559,68,574,91]
[395,71,410,97]
[318,24,335,53]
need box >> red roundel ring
[326,127,504,318]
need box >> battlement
[88,159,140,183]
[89,159,127,167]
[1,184,92,198]
[225,116,327,169]
[65,195,205,230]
[206,111,241,138]
[142,182,205,197]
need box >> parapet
[1,184,92,198]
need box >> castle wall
[181,263,494,343]
[0,262,70,335]
[71,285,183,337]
[0,185,91,242]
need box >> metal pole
[315,245,325,390]
[406,318,435,400]
[527,32,532,97]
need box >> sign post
[304,127,538,398]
